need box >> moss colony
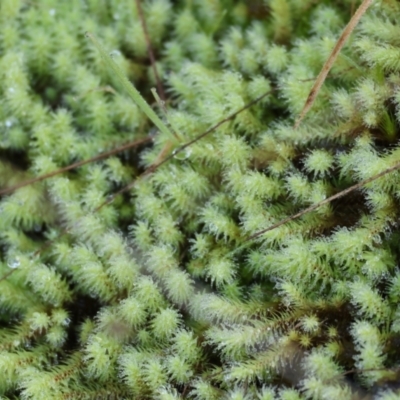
[1,0,400,398]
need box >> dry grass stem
[294,0,374,129]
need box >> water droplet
[5,119,13,128]
[49,8,56,16]
[8,257,20,269]
[173,146,192,161]
[109,50,121,58]
[185,147,192,158]
[8,87,15,93]
[373,235,382,244]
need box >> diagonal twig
[0,136,152,197]
[0,88,273,283]
[92,88,275,211]
[134,0,166,101]
[247,160,400,240]
[294,0,374,129]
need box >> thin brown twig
[294,0,373,129]
[91,89,275,211]
[134,0,166,102]
[0,89,273,283]
[0,269,17,283]
[247,160,400,241]
[297,66,356,83]
[0,136,152,197]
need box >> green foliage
[1,0,400,398]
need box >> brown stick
[0,89,273,283]
[92,89,275,211]
[0,136,152,196]
[134,0,166,101]
[247,160,400,240]
[294,0,373,129]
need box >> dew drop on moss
[7,257,20,269]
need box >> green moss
[1,0,400,398]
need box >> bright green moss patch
[1,0,400,398]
